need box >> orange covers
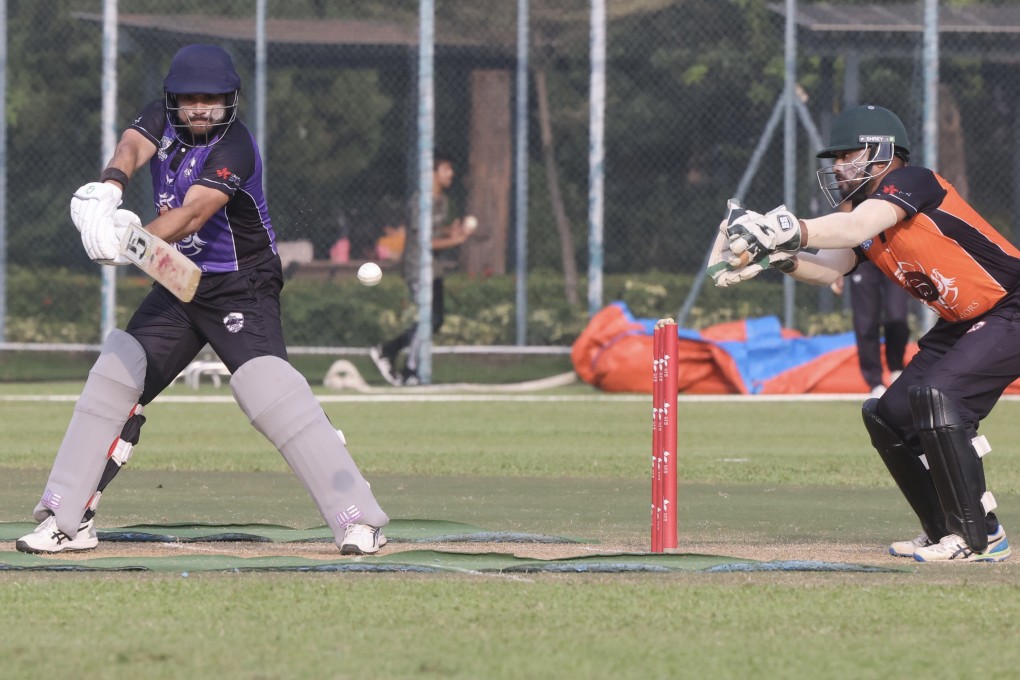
[571,303,745,394]
[572,303,902,395]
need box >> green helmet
[816,105,910,160]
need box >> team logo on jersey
[967,321,986,334]
[157,192,178,214]
[896,261,962,316]
[223,312,245,333]
[158,136,173,161]
[929,268,960,306]
[861,239,874,251]
[183,158,197,178]
[900,270,940,302]
[176,233,207,257]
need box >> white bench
[180,360,231,389]
[173,348,231,389]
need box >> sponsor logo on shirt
[216,167,242,188]
[882,184,911,197]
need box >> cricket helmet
[163,44,241,145]
[817,105,910,160]
[816,105,910,208]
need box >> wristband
[773,256,798,274]
[100,167,130,189]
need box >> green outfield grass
[3,382,1020,679]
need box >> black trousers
[849,260,911,388]
[876,285,1020,451]
[125,259,287,405]
[380,276,445,371]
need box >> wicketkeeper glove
[725,205,805,265]
[706,228,795,287]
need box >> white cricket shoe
[889,533,935,557]
[339,523,387,555]
[16,515,99,554]
[913,525,1010,563]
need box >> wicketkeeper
[709,104,1018,562]
[17,44,389,556]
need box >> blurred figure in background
[831,260,911,397]
[370,153,473,386]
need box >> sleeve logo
[216,167,242,187]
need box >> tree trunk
[938,84,968,200]
[461,70,512,276]
[535,68,579,306]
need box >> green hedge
[3,265,851,347]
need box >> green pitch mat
[0,549,905,573]
[0,521,904,573]
[0,519,586,544]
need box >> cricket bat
[120,222,201,302]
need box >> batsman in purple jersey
[130,98,276,274]
[17,44,388,556]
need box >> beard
[182,105,227,134]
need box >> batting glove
[726,205,805,264]
[105,209,141,266]
[82,208,138,265]
[70,181,122,234]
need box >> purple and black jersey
[130,100,277,273]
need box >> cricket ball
[463,215,478,233]
[357,262,383,287]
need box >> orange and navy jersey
[854,166,1020,322]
